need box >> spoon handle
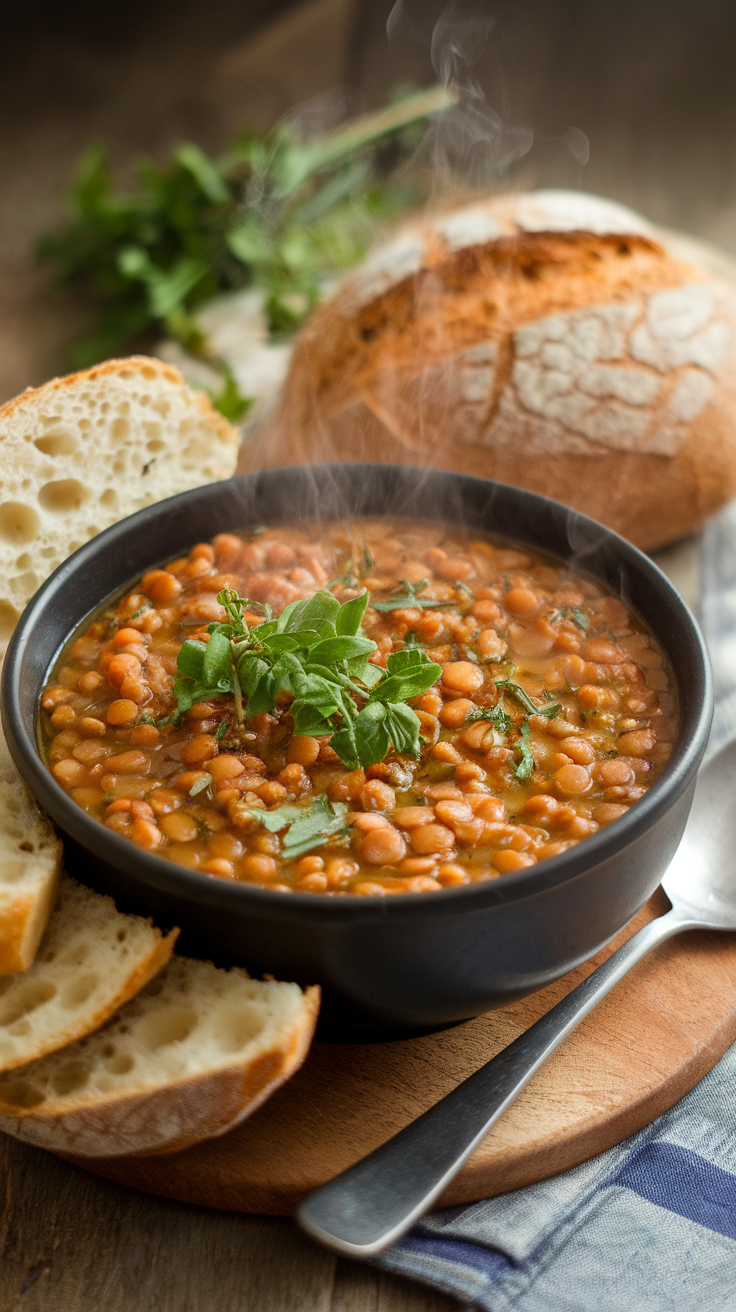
[297,908,686,1257]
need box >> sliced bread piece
[0,355,240,645]
[0,873,178,1070]
[0,716,63,974]
[0,957,320,1157]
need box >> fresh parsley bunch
[38,85,452,414]
[166,587,441,771]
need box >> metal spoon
[297,737,736,1257]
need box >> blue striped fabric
[373,1015,736,1310]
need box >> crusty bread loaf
[0,712,63,974]
[0,956,319,1157]
[253,189,736,550]
[0,356,240,644]
[0,874,177,1071]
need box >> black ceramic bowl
[1,464,712,1039]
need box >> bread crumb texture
[0,357,240,640]
[0,717,62,974]
[0,956,319,1157]
[0,873,177,1071]
[260,190,736,549]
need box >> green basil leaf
[251,619,278,640]
[277,590,340,634]
[202,629,232,686]
[327,725,360,771]
[369,661,442,705]
[336,590,369,636]
[292,704,336,736]
[308,635,375,664]
[260,633,302,654]
[246,804,304,832]
[386,648,435,675]
[513,720,535,780]
[384,703,421,757]
[281,797,349,859]
[347,656,384,688]
[176,639,207,679]
[353,701,391,767]
[238,655,273,716]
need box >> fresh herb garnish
[603,748,618,758]
[245,796,349,860]
[372,579,459,613]
[129,602,153,620]
[38,86,453,407]
[558,607,591,632]
[168,586,441,771]
[138,714,157,726]
[514,721,535,780]
[214,720,229,740]
[189,773,213,797]
[331,539,376,588]
[495,679,560,721]
[465,703,513,734]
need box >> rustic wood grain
[0,1132,456,1312]
[64,890,736,1214]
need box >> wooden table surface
[0,1133,455,1312]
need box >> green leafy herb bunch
[166,586,442,771]
[38,85,453,416]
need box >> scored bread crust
[0,711,63,974]
[0,874,178,1071]
[0,957,319,1157]
[0,356,240,645]
[250,190,736,549]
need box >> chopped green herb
[129,602,153,620]
[465,703,512,735]
[194,817,212,840]
[604,748,618,758]
[138,714,156,726]
[372,579,459,613]
[495,679,560,721]
[559,606,591,632]
[215,720,229,740]
[189,773,213,797]
[513,721,535,780]
[245,796,349,860]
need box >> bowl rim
[1,462,713,923]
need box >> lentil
[41,520,677,895]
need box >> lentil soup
[40,521,677,896]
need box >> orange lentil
[42,519,676,895]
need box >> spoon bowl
[662,737,736,929]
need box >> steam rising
[388,0,533,192]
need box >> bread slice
[0,957,320,1157]
[0,713,63,974]
[0,873,177,1071]
[0,355,240,645]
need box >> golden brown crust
[0,355,239,452]
[0,985,320,1158]
[253,201,736,549]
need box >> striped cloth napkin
[373,507,736,1310]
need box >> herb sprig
[245,796,349,860]
[38,85,453,409]
[166,587,441,771]
[372,579,460,614]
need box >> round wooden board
[67,888,736,1214]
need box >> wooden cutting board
[68,888,736,1214]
